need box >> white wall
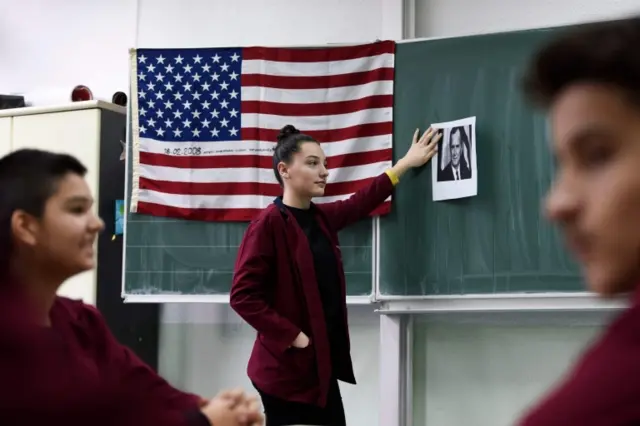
[0,0,137,103]
[2,1,636,425]
[413,0,639,37]
[137,0,402,47]
[2,0,634,98]
[0,0,401,102]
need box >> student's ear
[10,210,38,247]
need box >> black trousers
[254,379,347,426]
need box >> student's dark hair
[0,149,87,270]
[523,16,640,109]
[272,124,318,186]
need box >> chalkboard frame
[374,291,626,312]
[120,95,380,303]
[371,23,632,311]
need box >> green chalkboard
[379,27,582,296]
[123,139,374,297]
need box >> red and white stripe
[131,42,395,221]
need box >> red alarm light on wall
[71,85,93,102]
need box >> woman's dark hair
[272,124,318,186]
[0,149,87,274]
[523,16,640,109]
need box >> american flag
[128,42,395,221]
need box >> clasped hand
[200,388,264,426]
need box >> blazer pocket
[288,345,316,373]
[258,334,287,360]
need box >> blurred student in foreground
[517,16,640,425]
[0,149,263,426]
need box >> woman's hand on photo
[401,127,441,168]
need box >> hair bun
[276,124,300,143]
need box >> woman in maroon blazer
[0,149,262,426]
[516,17,640,425]
[230,124,441,425]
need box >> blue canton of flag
[135,48,243,143]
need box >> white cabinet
[11,109,101,198]
[0,118,11,157]
[0,101,126,305]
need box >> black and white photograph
[431,116,478,201]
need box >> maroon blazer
[0,291,204,426]
[518,287,640,425]
[230,172,394,407]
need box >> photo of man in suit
[437,125,472,182]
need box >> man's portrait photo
[431,116,478,201]
[437,125,472,182]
